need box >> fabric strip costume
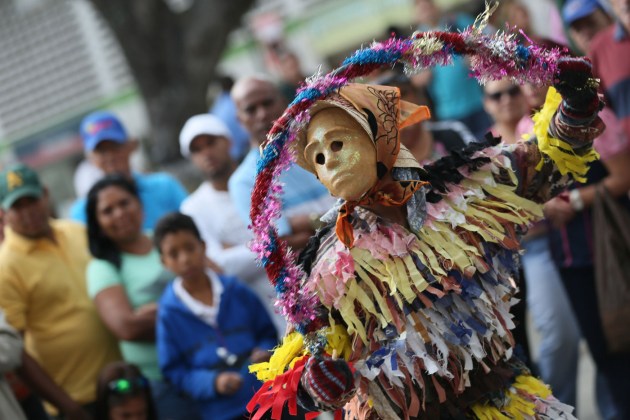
[246,5,604,419]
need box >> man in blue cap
[564,0,630,141]
[563,0,613,54]
[69,111,188,229]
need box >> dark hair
[86,174,140,269]
[95,362,157,420]
[218,75,235,92]
[153,212,202,253]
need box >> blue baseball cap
[562,0,601,26]
[80,111,128,151]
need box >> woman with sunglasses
[482,78,528,145]
[86,175,200,420]
[96,361,156,420]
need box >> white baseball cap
[179,114,232,158]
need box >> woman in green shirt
[86,175,199,420]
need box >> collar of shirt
[3,220,57,254]
[173,269,223,326]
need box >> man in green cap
[0,163,120,419]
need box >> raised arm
[511,57,604,203]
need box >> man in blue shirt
[229,76,334,250]
[69,111,188,229]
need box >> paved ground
[576,342,600,420]
[528,316,600,420]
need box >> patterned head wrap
[293,83,430,247]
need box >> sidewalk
[528,316,600,419]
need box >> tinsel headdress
[250,4,568,333]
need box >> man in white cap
[179,114,285,335]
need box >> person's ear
[42,187,55,218]
[125,139,139,154]
[201,240,207,254]
[87,150,99,165]
[235,108,246,126]
[42,186,51,207]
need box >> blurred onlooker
[154,213,277,420]
[69,111,188,229]
[210,76,251,162]
[3,196,48,418]
[482,79,528,144]
[563,0,613,54]
[229,76,335,251]
[0,163,121,418]
[374,70,474,165]
[412,0,492,138]
[481,78,532,368]
[538,2,630,417]
[0,208,4,243]
[516,81,582,410]
[579,0,630,139]
[544,105,630,420]
[73,159,104,199]
[263,41,306,102]
[179,114,286,335]
[86,175,200,420]
[96,362,157,420]
[492,0,569,45]
[492,0,537,42]
[0,308,27,420]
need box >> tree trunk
[89,0,255,164]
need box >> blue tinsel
[261,229,279,268]
[257,134,282,173]
[342,48,402,67]
[291,87,323,107]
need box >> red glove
[553,56,599,115]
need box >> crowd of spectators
[1,0,630,418]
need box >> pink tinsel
[250,23,570,331]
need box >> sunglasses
[108,377,148,395]
[485,86,521,102]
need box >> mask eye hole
[331,141,343,152]
[316,153,325,165]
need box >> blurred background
[0,0,565,216]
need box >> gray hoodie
[0,309,27,420]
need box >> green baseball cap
[0,164,43,210]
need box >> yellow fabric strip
[470,374,552,419]
[250,325,353,382]
[353,263,395,325]
[414,240,447,277]
[324,323,353,361]
[250,332,305,381]
[480,186,544,219]
[533,87,599,183]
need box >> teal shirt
[87,249,172,380]
[420,13,485,120]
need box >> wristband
[569,189,584,212]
